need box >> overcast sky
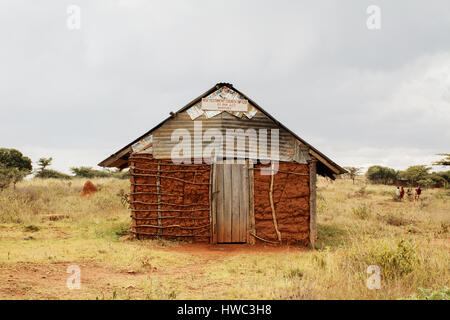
[1,0,449,173]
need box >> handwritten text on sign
[201,98,249,112]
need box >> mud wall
[253,162,310,245]
[129,154,211,242]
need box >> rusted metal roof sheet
[150,109,295,162]
[98,83,346,177]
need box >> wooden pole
[210,164,217,244]
[157,160,162,236]
[309,158,317,248]
[130,159,138,240]
[248,162,256,245]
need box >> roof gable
[98,83,346,178]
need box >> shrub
[71,167,130,179]
[378,211,411,227]
[354,185,368,197]
[23,225,40,232]
[347,239,420,280]
[351,204,370,219]
[404,286,450,300]
[284,267,304,279]
[372,240,419,279]
[35,169,71,179]
[71,167,111,178]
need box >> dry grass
[0,177,448,300]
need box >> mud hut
[99,83,345,246]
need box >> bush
[284,267,304,279]
[404,287,450,300]
[347,239,419,280]
[71,167,111,178]
[378,211,412,227]
[71,167,129,180]
[366,165,398,184]
[372,240,419,279]
[35,169,72,179]
[351,204,370,219]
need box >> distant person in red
[400,187,405,200]
[414,187,422,201]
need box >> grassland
[0,177,448,300]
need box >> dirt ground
[0,243,307,300]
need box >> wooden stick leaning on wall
[249,232,279,244]
[269,162,282,243]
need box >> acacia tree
[400,165,431,185]
[35,157,71,179]
[37,157,53,172]
[366,165,398,184]
[0,148,32,189]
[0,166,14,191]
[433,153,450,166]
[344,167,362,184]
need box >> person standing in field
[395,186,401,200]
[414,187,422,201]
[400,187,405,200]
[407,188,413,201]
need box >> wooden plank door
[213,163,248,243]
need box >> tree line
[2,148,449,191]
[0,148,129,191]
[344,154,450,188]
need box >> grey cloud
[1,0,449,172]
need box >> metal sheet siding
[152,110,295,161]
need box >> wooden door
[213,163,249,243]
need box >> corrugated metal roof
[150,109,296,162]
[98,83,346,177]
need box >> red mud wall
[253,162,310,245]
[129,154,211,243]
